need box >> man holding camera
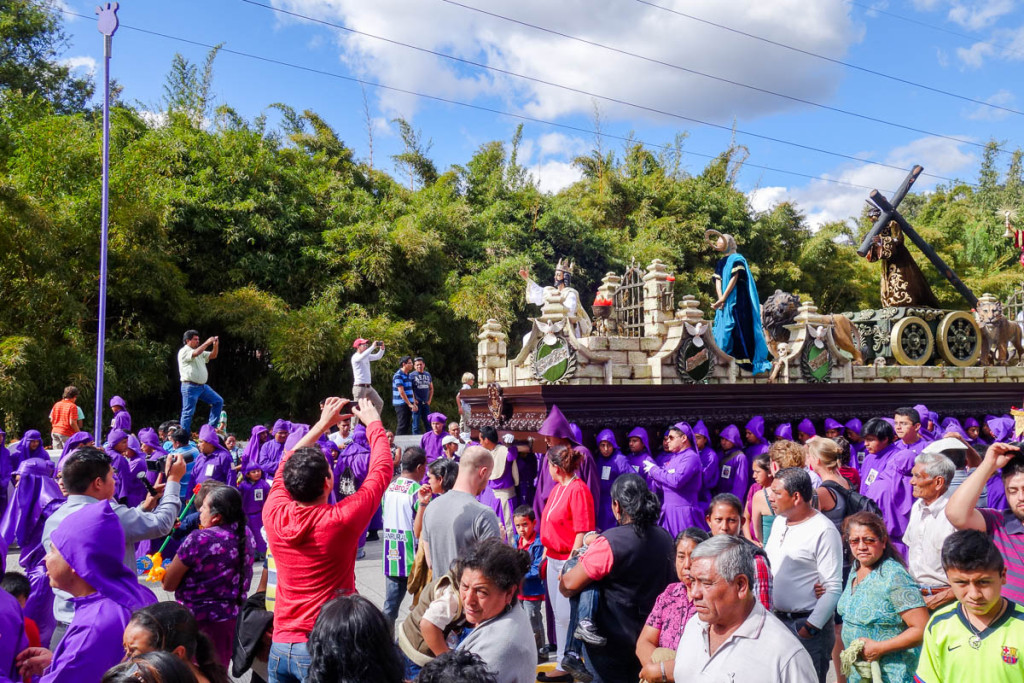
[177,329,223,434]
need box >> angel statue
[519,259,593,337]
[706,230,771,374]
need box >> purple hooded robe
[774,423,793,442]
[0,535,28,683]
[0,458,65,645]
[104,428,132,503]
[531,405,601,522]
[985,417,1015,511]
[239,460,270,554]
[963,417,987,448]
[845,418,867,470]
[823,417,844,435]
[692,420,720,508]
[420,412,448,472]
[335,424,376,545]
[45,501,157,682]
[744,416,770,458]
[193,425,234,485]
[646,423,706,534]
[118,435,150,508]
[138,428,167,486]
[859,441,915,555]
[594,429,633,531]
[242,425,269,468]
[9,429,50,471]
[56,431,93,475]
[257,419,290,477]
[796,418,817,442]
[625,426,656,485]
[713,424,750,501]
[109,396,131,433]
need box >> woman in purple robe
[19,501,156,682]
[594,429,633,532]
[743,416,770,458]
[0,536,29,683]
[713,424,750,502]
[773,422,793,442]
[9,429,49,471]
[241,425,269,468]
[644,423,705,535]
[109,395,132,433]
[692,420,720,508]
[193,424,234,485]
[795,418,816,444]
[256,420,289,477]
[0,458,65,646]
[238,460,270,556]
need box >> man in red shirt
[264,397,392,683]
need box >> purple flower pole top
[96,2,120,37]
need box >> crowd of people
[3,335,1024,683]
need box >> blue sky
[55,0,1024,227]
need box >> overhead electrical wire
[634,0,1024,118]
[237,0,976,184]
[54,7,903,194]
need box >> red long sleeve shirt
[264,420,393,642]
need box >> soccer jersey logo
[1003,646,1018,664]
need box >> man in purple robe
[257,420,290,477]
[713,424,750,502]
[108,395,131,433]
[0,458,65,645]
[242,425,269,468]
[419,412,447,472]
[744,416,770,458]
[594,429,632,531]
[774,422,793,441]
[859,417,915,555]
[894,406,929,457]
[531,405,600,522]
[0,535,28,683]
[844,418,867,470]
[692,420,720,509]
[16,501,157,682]
[103,428,132,503]
[796,418,816,444]
[193,424,234,485]
[9,430,49,471]
[643,423,706,534]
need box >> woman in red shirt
[540,444,594,681]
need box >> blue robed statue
[705,230,772,375]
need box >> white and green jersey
[915,600,1024,683]
[382,476,421,578]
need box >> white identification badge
[601,466,611,481]
[205,463,215,477]
[254,489,264,502]
[865,469,878,486]
[858,451,866,464]
[632,465,640,473]
[721,464,732,479]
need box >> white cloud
[268,0,862,123]
[528,159,582,194]
[947,0,1014,30]
[61,56,97,73]
[965,89,1015,120]
[746,136,976,228]
[956,40,995,67]
[138,110,168,128]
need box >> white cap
[923,437,969,455]
[442,435,460,446]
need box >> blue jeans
[383,575,408,624]
[563,555,599,657]
[411,402,430,434]
[268,641,311,683]
[180,382,223,434]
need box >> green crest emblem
[532,337,577,384]
[675,338,713,384]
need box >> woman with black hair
[161,486,256,668]
[122,601,229,683]
[103,651,198,683]
[559,473,676,682]
[455,538,536,683]
[307,594,403,683]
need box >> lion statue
[762,290,864,377]
[975,299,1023,366]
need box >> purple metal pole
[94,3,119,438]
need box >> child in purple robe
[743,416,770,458]
[594,429,633,532]
[625,425,656,485]
[644,423,706,535]
[795,418,816,444]
[0,537,29,683]
[963,416,987,448]
[238,461,270,558]
[55,432,92,476]
[193,425,233,486]
[9,429,49,471]
[692,420,720,508]
[242,425,269,468]
[19,501,156,682]
[713,424,750,503]
[120,435,150,508]
[0,458,64,647]
[257,420,289,477]
[773,422,793,442]
[858,417,915,556]
[109,395,131,433]
[419,412,447,472]
[844,418,867,470]
[822,417,844,439]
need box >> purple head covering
[596,429,621,453]
[539,405,577,444]
[796,419,816,438]
[987,416,1015,442]
[0,458,64,551]
[428,412,447,424]
[569,423,584,445]
[284,423,311,451]
[57,431,93,471]
[243,459,265,476]
[774,423,793,440]
[126,434,142,455]
[744,416,766,445]
[272,419,291,435]
[138,428,167,456]
[626,426,651,455]
[882,417,896,428]
[927,410,939,427]
[692,420,711,442]
[823,418,843,432]
[673,422,697,451]
[720,424,743,448]
[51,501,157,611]
[243,425,269,465]
[940,417,966,438]
[964,417,980,430]
[10,429,48,466]
[106,428,128,448]
[109,395,126,409]
[913,404,929,421]
[845,418,862,435]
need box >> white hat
[923,437,969,455]
[442,435,460,447]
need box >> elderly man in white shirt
[675,535,816,683]
[905,449,958,610]
[350,338,386,412]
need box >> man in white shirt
[177,329,222,434]
[675,535,816,683]
[351,338,385,413]
[905,450,957,610]
[765,467,843,683]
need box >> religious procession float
[462,166,1024,443]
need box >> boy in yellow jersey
[915,529,1024,682]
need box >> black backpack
[821,480,883,519]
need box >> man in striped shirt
[381,446,427,623]
[946,443,1024,603]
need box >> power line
[437,0,993,154]
[634,0,1024,118]
[54,7,906,194]
[238,0,976,183]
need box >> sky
[53,0,1024,229]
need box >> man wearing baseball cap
[351,338,385,413]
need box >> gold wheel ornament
[890,316,934,366]
[936,311,982,367]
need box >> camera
[146,451,195,472]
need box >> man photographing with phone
[351,338,386,413]
[177,329,223,434]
